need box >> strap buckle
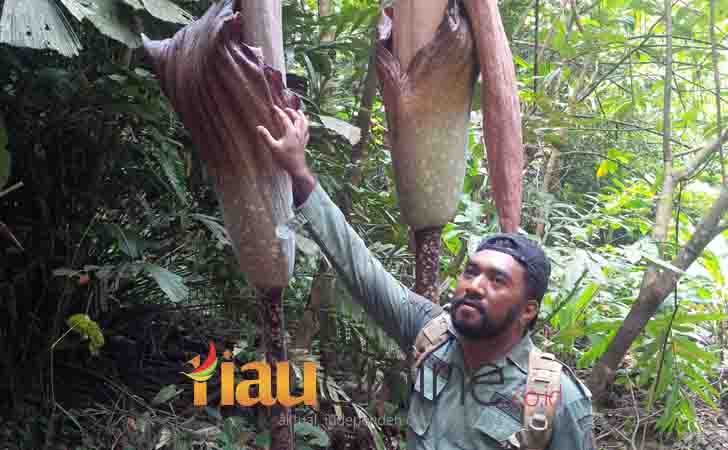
[528,412,549,432]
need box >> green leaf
[142,263,189,303]
[578,329,616,368]
[674,312,728,323]
[147,141,188,205]
[682,376,717,408]
[596,160,609,178]
[151,384,182,405]
[672,336,719,366]
[255,431,272,448]
[107,225,143,258]
[190,214,232,247]
[294,422,330,447]
[700,250,724,285]
[513,55,530,69]
[441,223,463,255]
[681,363,719,397]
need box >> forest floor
[1,305,727,450]
[594,389,728,450]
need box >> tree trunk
[534,145,560,238]
[338,39,379,218]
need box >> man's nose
[465,273,487,295]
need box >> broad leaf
[60,0,141,48]
[151,384,182,405]
[141,263,188,303]
[319,115,361,145]
[135,0,192,24]
[105,224,148,259]
[190,214,232,247]
[0,0,82,56]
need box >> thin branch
[673,129,728,181]
[651,0,674,251]
[0,181,24,198]
[557,151,653,183]
[663,0,673,169]
[534,0,539,96]
[570,0,584,34]
[570,115,691,148]
[710,0,726,184]
[535,269,588,334]
[576,17,663,103]
[624,34,728,52]
[674,187,728,271]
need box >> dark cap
[475,233,551,301]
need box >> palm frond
[0,0,82,56]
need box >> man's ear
[521,299,539,328]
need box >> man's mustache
[450,296,488,314]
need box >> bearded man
[257,106,595,450]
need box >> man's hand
[258,106,310,177]
[258,106,315,206]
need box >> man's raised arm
[257,106,441,351]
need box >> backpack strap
[411,312,452,377]
[507,349,562,449]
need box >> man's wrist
[290,169,316,207]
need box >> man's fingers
[257,126,281,149]
[274,105,294,130]
[284,108,299,129]
[296,110,308,137]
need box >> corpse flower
[143,0,300,289]
[375,0,524,301]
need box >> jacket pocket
[457,406,522,448]
[408,362,450,436]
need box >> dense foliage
[1,0,727,448]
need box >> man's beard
[450,296,520,339]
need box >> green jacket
[290,183,595,450]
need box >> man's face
[451,249,531,339]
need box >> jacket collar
[449,327,533,375]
